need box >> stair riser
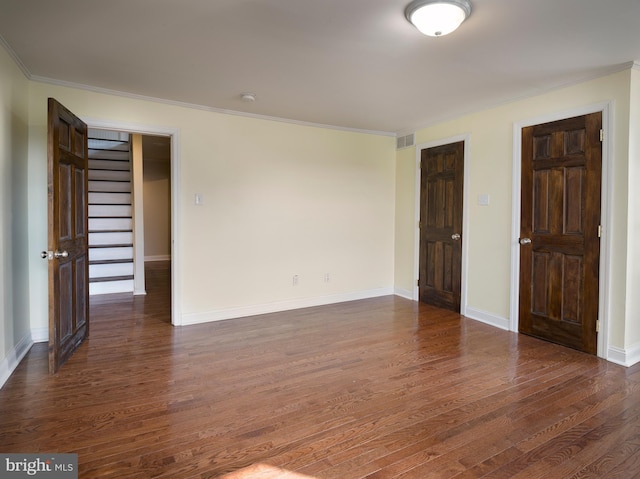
[89,205,132,217]
[88,139,129,151]
[89,247,134,262]
[89,192,132,205]
[89,231,133,246]
[89,150,130,161]
[89,218,133,231]
[88,159,130,171]
[89,181,132,193]
[89,169,131,181]
[90,263,134,278]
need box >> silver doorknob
[519,238,532,245]
[451,234,461,241]
[54,250,69,259]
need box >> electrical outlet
[293,274,299,286]
[324,273,330,283]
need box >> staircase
[87,129,135,295]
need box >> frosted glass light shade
[405,0,471,37]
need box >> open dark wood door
[419,141,464,311]
[47,98,89,374]
[519,112,601,354]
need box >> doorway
[86,119,180,326]
[87,130,172,300]
[511,104,611,358]
[139,134,172,295]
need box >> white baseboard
[607,344,640,367]
[90,279,134,295]
[394,287,414,300]
[145,255,171,262]
[181,287,394,325]
[0,333,34,389]
[464,307,510,331]
[31,327,48,343]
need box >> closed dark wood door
[519,112,602,354]
[47,98,90,374]
[419,141,464,311]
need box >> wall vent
[396,133,415,150]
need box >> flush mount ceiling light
[241,92,256,102]
[405,0,471,37]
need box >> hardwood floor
[2,261,640,478]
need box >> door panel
[519,112,601,354]
[419,141,464,311]
[48,98,90,374]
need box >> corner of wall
[0,38,32,388]
[0,332,33,389]
[607,343,640,368]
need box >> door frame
[509,102,612,358]
[413,133,471,314]
[84,117,182,326]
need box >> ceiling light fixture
[405,0,471,37]
[241,92,256,102]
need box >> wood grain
[520,112,602,354]
[419,141,464,311]
[1,261,638,478]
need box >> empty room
[1,1,640,478]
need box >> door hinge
[418,221,421,229]
[416,279,420,287]
[596,320,600,333]
[598,224,602,238]
[600,129,604,142]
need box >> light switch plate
[478,194,490,206]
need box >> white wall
[625,66,640,350]
[394,146,416,298]
[395,68,638,360]
[25,80,396,330]
[0,43,31,386]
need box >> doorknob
[451,234,461,241]
[519,238,532,245]
[54,250,69,259]
[41,250,52,260]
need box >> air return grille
[396,133,415,150]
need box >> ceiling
[1,0,639,135]
[141,135,171,163]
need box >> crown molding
[0,33,31,79]
[29,75,395,138]
[1,35,394,136]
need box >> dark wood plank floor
[2,261,640,478]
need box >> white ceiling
[1,0,639,135]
